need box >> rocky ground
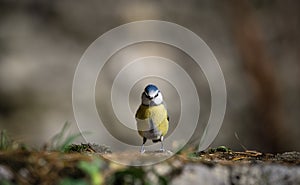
[0,144,300,185]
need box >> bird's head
[142,84,163,106]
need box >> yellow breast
[135,104,169,137]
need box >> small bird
[135,84,169,153]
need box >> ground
[0,144,300,185]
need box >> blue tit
[135,84,169,153]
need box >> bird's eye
[154,93,159,98]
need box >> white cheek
[154,99,160,104]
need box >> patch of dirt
[192,150,300,165]
[0,148,300,185]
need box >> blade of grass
[50,121,71,148]
[0,130,9,150]
[48,121,92,152]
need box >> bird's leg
[140,137,147,153]
[159,136,165,152]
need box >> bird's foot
[159,140,165,152]
[159,148,165,152]
[140,145,145,153]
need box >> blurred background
[0,0,299,153]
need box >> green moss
[64,143,111,154]
[208,146,231,153]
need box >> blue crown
[145,84,158,93]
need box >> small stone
[0,165,13,180]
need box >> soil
[0,147,300,185]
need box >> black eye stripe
[144,93,151,99]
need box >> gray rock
[172,163,300,185]
[0,165,13,180]
[171,164,230,185]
